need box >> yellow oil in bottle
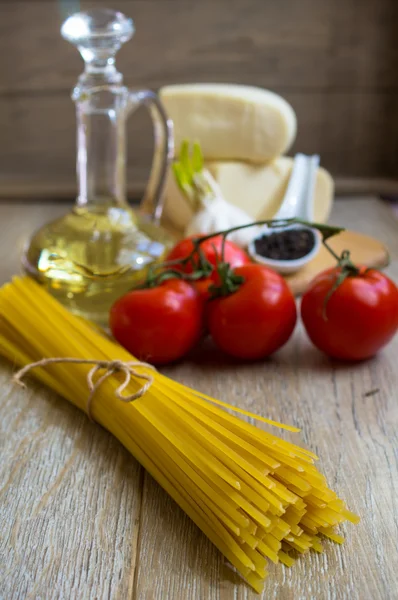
[23,203,174,327]
[24,8,177,326]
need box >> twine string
[12,357,156,421]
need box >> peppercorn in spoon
[248,153,321,274]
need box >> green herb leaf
[180,140,192,178]
[172,163,185,191]
[192,141,203,173]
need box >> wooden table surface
[1,197,397,600]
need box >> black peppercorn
[254,227,316,261]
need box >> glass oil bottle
[23,9,174,326]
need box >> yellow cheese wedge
[162,157,334,233]
[159,83,297,163]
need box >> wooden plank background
[0,0,397,198]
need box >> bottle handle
[128,90,174,223]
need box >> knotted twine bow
[12,358,156,421]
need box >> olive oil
[23,204,173,327]
[22,9,174,326]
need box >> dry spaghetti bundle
[0,277,358,593]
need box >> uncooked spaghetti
[0,276,359,593]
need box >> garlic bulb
[172,141,259,248]
[186,195,258,247]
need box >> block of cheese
[162,157,334,233]
[159,83,297,163]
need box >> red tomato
[109,280,203,365]
[166,234,250,274]
[192,277,214,303]
[301,266,398,360]
[207,264,297,359]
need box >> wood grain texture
[0,382,143,599]
[1,177,398,201]
[2,0,398,93]
[0,90,397,197]
[0,0,397,191]
[0,196,397,599]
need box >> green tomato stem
[143,218,344,289]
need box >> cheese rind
[162,158,334,232]
[159,84,297,163]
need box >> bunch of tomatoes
[110,234,398,365]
